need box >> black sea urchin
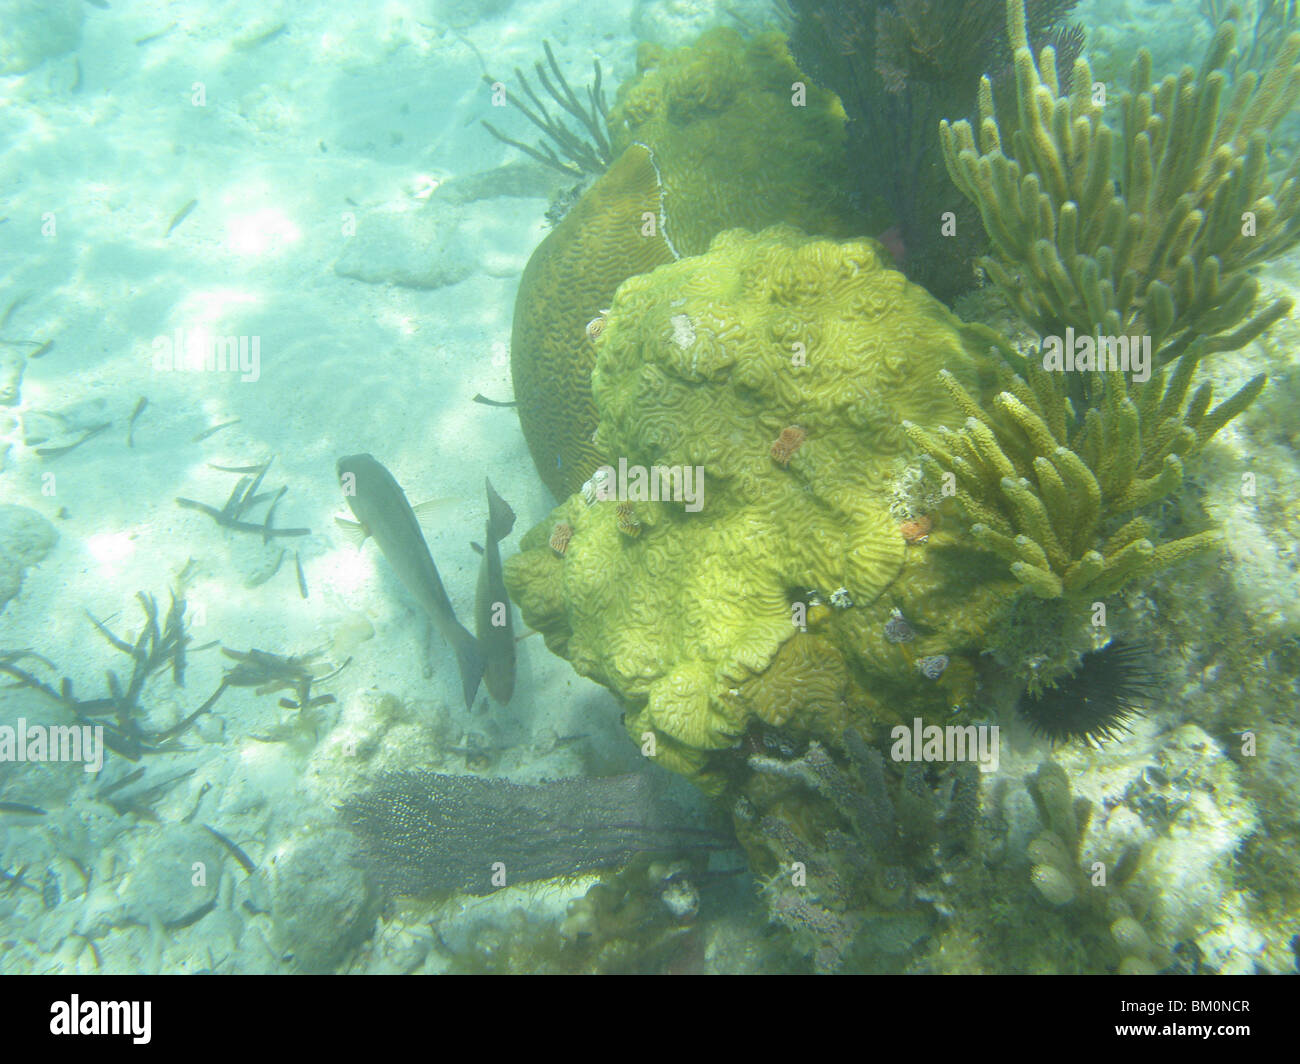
[1017,642,1160,746]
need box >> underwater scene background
[1,0,1298,975]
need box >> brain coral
[607,28,861,258]
[505,227,1015,786]
[511,28,862,500]
[511,143,678,500]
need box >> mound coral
[505,227,1016,786]
[510,28,862,499]
[607,28,860,257]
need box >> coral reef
[784,0,1084,301]
[505,226,1014,785]
[510,143,678,498]
[606,28,859,257]
[488,0,1298,976]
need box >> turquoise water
[0,0,1297,975]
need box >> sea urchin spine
[1017,642,1159,746]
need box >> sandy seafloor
[0,0,1298,974]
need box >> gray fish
[473,478,516,704]
[337,454,483,707]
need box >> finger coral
[941,0,1300,365]
[1024,761,1168,972]
[902,353,1257,599]
[908,0,1297,604]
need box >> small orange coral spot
[616,501,641,537]
[900,514,933,544]
[770,426,806,466]
[549,522,574,556]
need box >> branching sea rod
[339,771,734,897]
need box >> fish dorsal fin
[484,478,516,540]
[334,515,369,547]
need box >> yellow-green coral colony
[509,27,863,500]
[494,7,1298,971]
[606,29,860,257]
[506,226,1013,785]
[506,8,1300,775]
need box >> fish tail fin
[485,478,516,542]
[452,627,485,708]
